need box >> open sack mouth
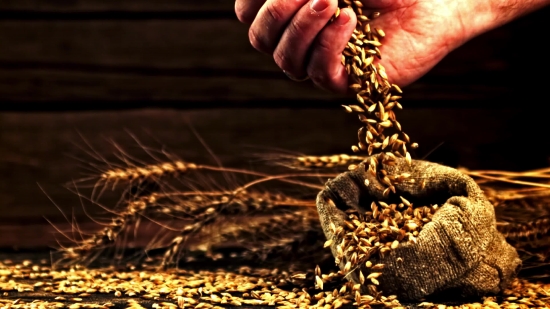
[316,158,522,301]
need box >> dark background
[1,0,549,249]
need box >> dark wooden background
[1,1,549,249]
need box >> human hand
[234,0,526,94]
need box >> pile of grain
[0,259,548,309]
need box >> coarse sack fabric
[316,158,521,301]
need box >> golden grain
[14,263,545,309]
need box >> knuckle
[273,48,292,71]
[248,29,271,54]
[307,35,340,87]
[315,35,333,55]
[307,55,331,84]
[287,18,308,38]
[265,2,285,23]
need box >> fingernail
[335,9,350,25]
[310,0,329,13]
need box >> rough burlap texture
[316,158,521,301]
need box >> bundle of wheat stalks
[42,1,549,308]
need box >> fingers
[307,7,357,94]
[235,0,266,24]
[237,0,358,93]
[247,0,309,54]
[272,0,339,79]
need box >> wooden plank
[0,68,344,102]
[0,20,272,71]
[0,219,169,249]
[0,0,234,12]
[0,2,547,73]
[0,216,262,249]
[0,18,531,75]
[0,6,548,103]
[0,109,355,221]
[0,20,543,103]
[2,108,550,225]
[0,68,522,103]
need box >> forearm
[463,0,550,41]
[490,0,550,26]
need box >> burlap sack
[316,158,521,301]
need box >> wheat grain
[335,0,417,180]
[100,161,198,184]
[331,12,422,287]
[3,256,546,309]
[322,192,439,299]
